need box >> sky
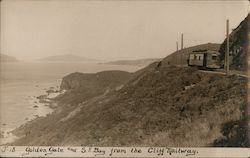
[0,0,249,61]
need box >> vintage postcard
[0,0,249,157]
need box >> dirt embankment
[11,64,248,147]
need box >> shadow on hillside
[213,119,249,147]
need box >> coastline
[0,87,65,145]
[7,66,249,147]
[0,63,141,146]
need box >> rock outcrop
[219,13,249,71]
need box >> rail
[199,69,249,78]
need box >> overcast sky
[0,0,249,61]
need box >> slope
[12,65,248,147]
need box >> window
[190,54,194,60]
[212,56,217,60]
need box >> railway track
[199,69,249,78]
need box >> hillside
[103,58,161,67]
[39,54,97,62]
[12,64,248,147]
[0,53,18,62]
[219,13,249,71]
[57,71,133,105]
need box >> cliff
[57,71,132,106]
[60,71,132,90]
[219,13,249,71]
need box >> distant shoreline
[101,58,161,67]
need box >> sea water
[0,61,141,144]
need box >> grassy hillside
[12,65,248,147]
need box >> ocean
[0,62,141,144]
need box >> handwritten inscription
[1,146,15,152]
[109,148,126,156]
[148,147,197,156]
[67,147,77,153]
[3,146,245,157]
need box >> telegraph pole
[176,42,179,51]
[180,34,184,66]
[181,33,184,50]
[225,20,230,75]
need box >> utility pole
[181,33,184,50]
[176,42,179,51]
[225,19,230,75]
[180,34,184,66]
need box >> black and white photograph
[0,0,249,156]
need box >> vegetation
[12,65,248,147]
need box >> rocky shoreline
[0,87,65,145]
